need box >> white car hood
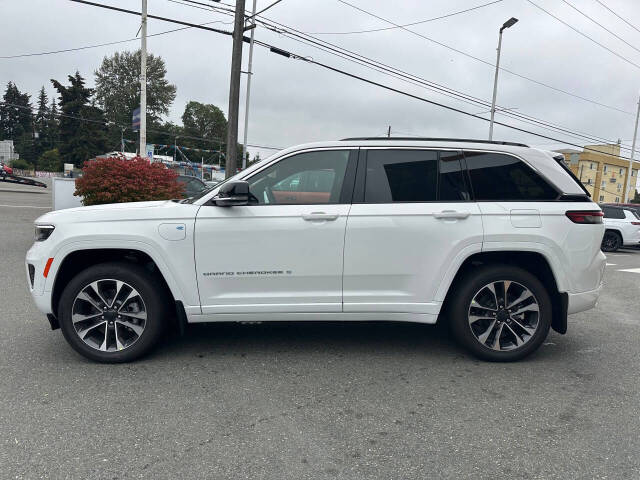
[35,200,193,224]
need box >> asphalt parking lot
[1,182,640,480]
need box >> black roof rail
[339,137,529,147]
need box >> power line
[7,0,632,117]
[304,0,503,35]
[594,0,640,35]
[248,0,284,20]
[525,0,640,69]
[171,0,633,149]
[248,14,633,149]
[298,56,637,161]
[560,0,640,54]
[61,0,637,162]
[0,101,283,150]
[327,0,633,114]
[68,0,235,36]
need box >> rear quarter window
[464,152,558,201]
[602,207,625,219]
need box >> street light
[489,17,519,141]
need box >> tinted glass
[247,150,349,205]
[365,149,438,202]
[602,206,625,219]
[439,151,470,201]
[465,152,558,201]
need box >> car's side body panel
[194,203,351,314]
[26,201,201,315]
[342,202,483,314]
[617,210,640,246]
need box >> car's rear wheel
[58,262,166,363]
[449,265,552,362]
[601,231,622,252]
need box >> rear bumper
[567,284,603,315]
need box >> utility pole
[489,17,518,141]
[387,125,391,138]
[625,96,640,203]
[242,0,257,170]
[139,0,148,158]
[225,0,246,178]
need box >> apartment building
[557,144,640,203]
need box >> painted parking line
[0,204,49,209]
[618,268,640,274]
[606,263,617,266]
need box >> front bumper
[25,242,54,315]
[567,283,603,315]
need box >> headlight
[34,225,55,242]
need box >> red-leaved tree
[75,156,183,206]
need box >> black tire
[58,262,166,363]
[449,265,552,362]
[601,231,622,252]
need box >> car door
[194,148,357,314]
[342,148,483,316]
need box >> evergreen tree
[34,87,50,158]
[48,98,60,149]
[0,82,34,163]
[51,72,108,167]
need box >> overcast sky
[2,0,640,172]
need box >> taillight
[566,210,604,224]
[632,222,640,226]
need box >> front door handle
[433,210,470,220]
[302,212,339,221]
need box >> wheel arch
[604,228,623,239]
[50,248,178,319]
[440,251,567,334]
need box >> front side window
[363,149,470,203]
[247,150,350,205]
[464,152,558,201]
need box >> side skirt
[185,311,439,324]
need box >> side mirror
[213,180,251,207]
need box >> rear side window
[363,149,470,203]
[602,207,625,219]
[464,152,558,201]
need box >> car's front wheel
[449,265,552,362]
[58,262,166,363]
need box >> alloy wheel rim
[603,234,617,250]
[71,279,147,352]
[468,280,539,352]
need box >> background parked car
[602,202,640,219]
[177,175,209,198]
[600,204,640,252]
[0,162,13,178]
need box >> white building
[0,140,19,163]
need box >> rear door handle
[433,210,470,220]
[302,212,339,221]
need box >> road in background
[1,185,640,479]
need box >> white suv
[600,205,640,252]
[26,138,606,362]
